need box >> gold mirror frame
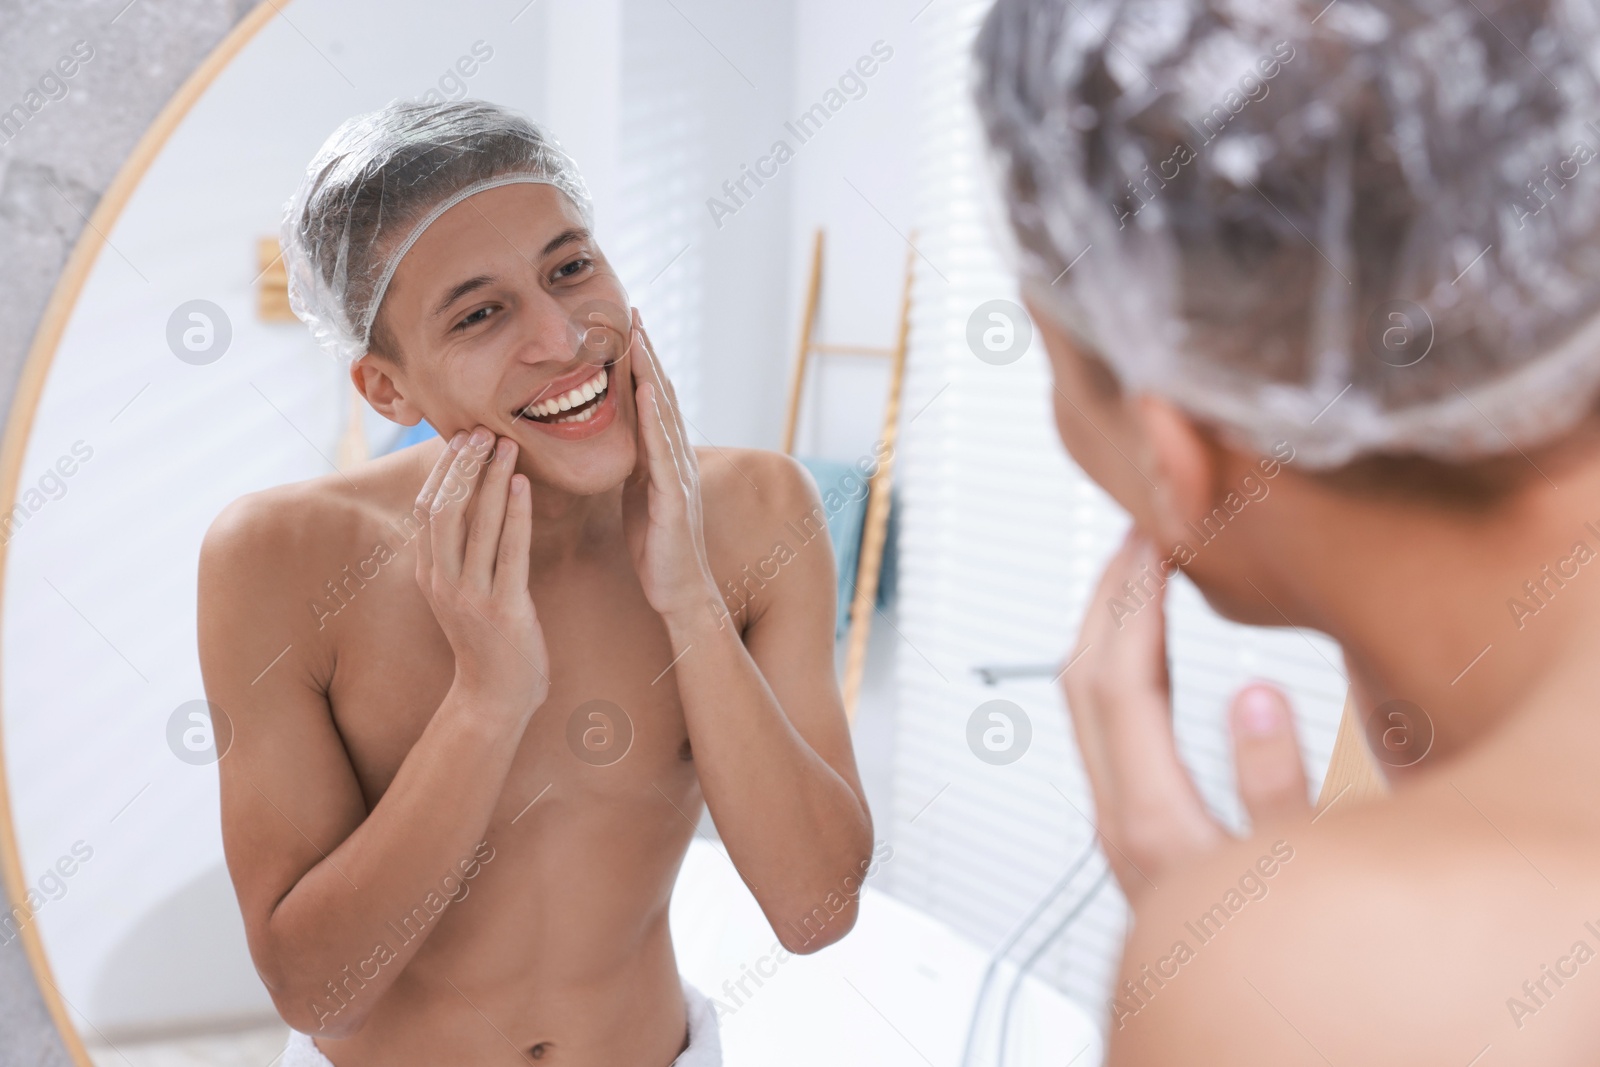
[0,4,282,1061]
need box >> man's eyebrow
[429,230,592,322]
[541,227,590,257]
[431,274,495,321]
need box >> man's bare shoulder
[201,439,440,596]
[1111,786,1600,1066]
[694,448,839,628]
[696,447,819,544]
[697,446,815,509]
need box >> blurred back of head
[974,0,1600,483]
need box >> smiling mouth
[514,367,609,425]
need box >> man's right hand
[1062,533,1311,907]
[415,427,549,719]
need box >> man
[975,0,1600,1064]
[198,100,872,1066]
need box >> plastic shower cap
[279,98,594,366]
[974,0,1600,468]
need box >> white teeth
[553,404,597,424]
[520,367,608,423]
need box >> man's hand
[415,427,549,717]
[622,308,720,626]
[1062,532,1312,905]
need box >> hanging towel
[796,456,897,639]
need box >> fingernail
[469,427,491,446]
[450,430,467,448]
[1235,686,1283,737]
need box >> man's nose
[512,291,583,366]
[557,298,631,369]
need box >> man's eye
[455,306,495,331]
[555,257,593,280]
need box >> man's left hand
[623,308,721,628]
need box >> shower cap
[279,98,594,366]
[974,0,1600,468]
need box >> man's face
[367,182,637,496]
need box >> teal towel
[797,456,897,639]
[386,421,439,452]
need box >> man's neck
[520,476,626,571]
[1312,455,1600,773]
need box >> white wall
[784,1,926,464]
[608,0,800,450]
[540,0,802,449]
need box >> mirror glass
[2,1,1348,1065]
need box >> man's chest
[321,559,700,810]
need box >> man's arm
[200,432,544,1036]
[668,449,875,953]
[622,312,873,953]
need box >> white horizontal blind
[888,0,1347,1040]
[610,0,704,420]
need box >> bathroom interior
[0,1,1352,1064]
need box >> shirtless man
[975,0,1600,1063]
[196,101,872,1067]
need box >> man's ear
[351,356,424,426]
[1133,393,1220,547]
